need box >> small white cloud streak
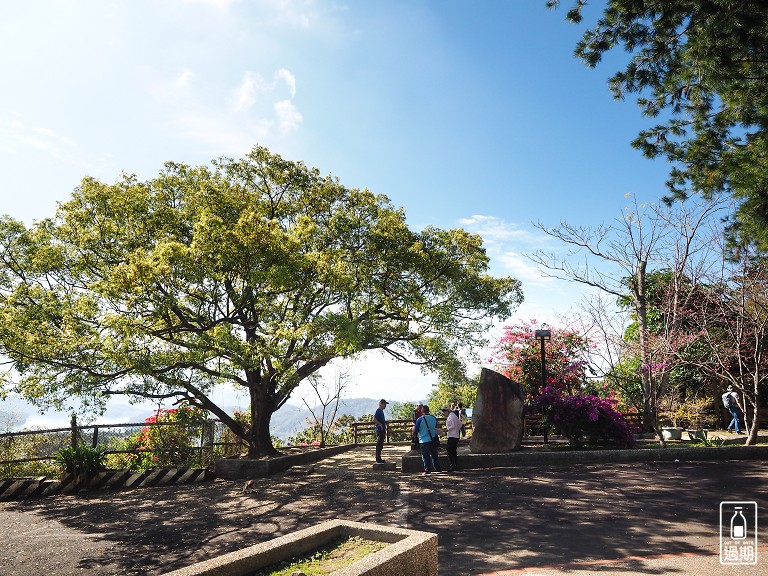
[458,214,547,247]
[496,251,554,286]
[232,71,264,113]
[182,0,240,11]
[0,116,81,164]
[174,113,271,154]
[231,69,298,113]
[274,99,303,133]
[174,70,196,89]
[275,68,297,98]
[457,214,555,279]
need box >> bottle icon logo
[730,507,747,539]
[720,501,758,565]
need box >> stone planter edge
[161,519,438,576]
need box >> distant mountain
[269,397,416,441]
[1,395,416,441]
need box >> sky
[0,0,676,427]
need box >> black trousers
[447,436,459,470]
[375,430,385,461]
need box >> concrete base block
[401,444,768,472]
[214,444,357,479]
[372,461,397,471]
[162,519,438,576]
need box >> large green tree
[0,147,522,457]
[551,1,768,246]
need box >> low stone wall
[214,444,357,479]
[162,519,438,576]
[0,467,211,500]
[401,444,768,472]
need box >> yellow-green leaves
[0,146,522,455]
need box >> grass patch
[251,535,388,576]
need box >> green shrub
[55,444,106,477]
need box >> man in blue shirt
[413,405,442,475]
[374,399,388,463]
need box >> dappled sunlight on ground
[0,443,767,575]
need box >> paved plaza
[1,444,766,575]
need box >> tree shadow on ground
[1,456,766,575]
[408,460,768,574]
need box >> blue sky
[0,1,675,425]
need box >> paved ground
[1,442,767,575]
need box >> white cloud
[268,0,313,29]
[276,68,297,98]
[454,212,592,323]
[182,0,240,11]
[174,70,196,89]
[232,71,264,113]
[497,250,553,285]
[174,113,271,154]
[231,69,299,113]
[0,116,80,163]
[274,99,303,133]
[458,214,544,247]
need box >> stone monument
[469,367,525,453]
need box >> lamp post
[534,329,552,388]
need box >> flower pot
[661,427,683,441]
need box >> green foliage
[0,147,522,457]
[387,401,416,421]
[601,357,644,414]
[215,410,252,457]
[288,413,357,446]
[694,434,726,448]
[553,0,768,248]
[55,443,106,477]
[0,430,66,478]
[253,535,387,576]
[426,375,477,413]
[105,406,204,471]
[662,397,716,430]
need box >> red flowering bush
[108,405,206,471]
[533,386,638,448]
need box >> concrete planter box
[661,427,684,441]
[162,519,438,576]
[687,429,707,442]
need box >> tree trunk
[746,404,759,446]
[634,260,658,435]
[247,382,280,458]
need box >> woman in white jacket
[442,406,462,472]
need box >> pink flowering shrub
[490,320,592,397]
[533,386,638,448]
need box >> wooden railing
[350,418,465,444]
[0,415,239,478]
[351,413,647,444]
